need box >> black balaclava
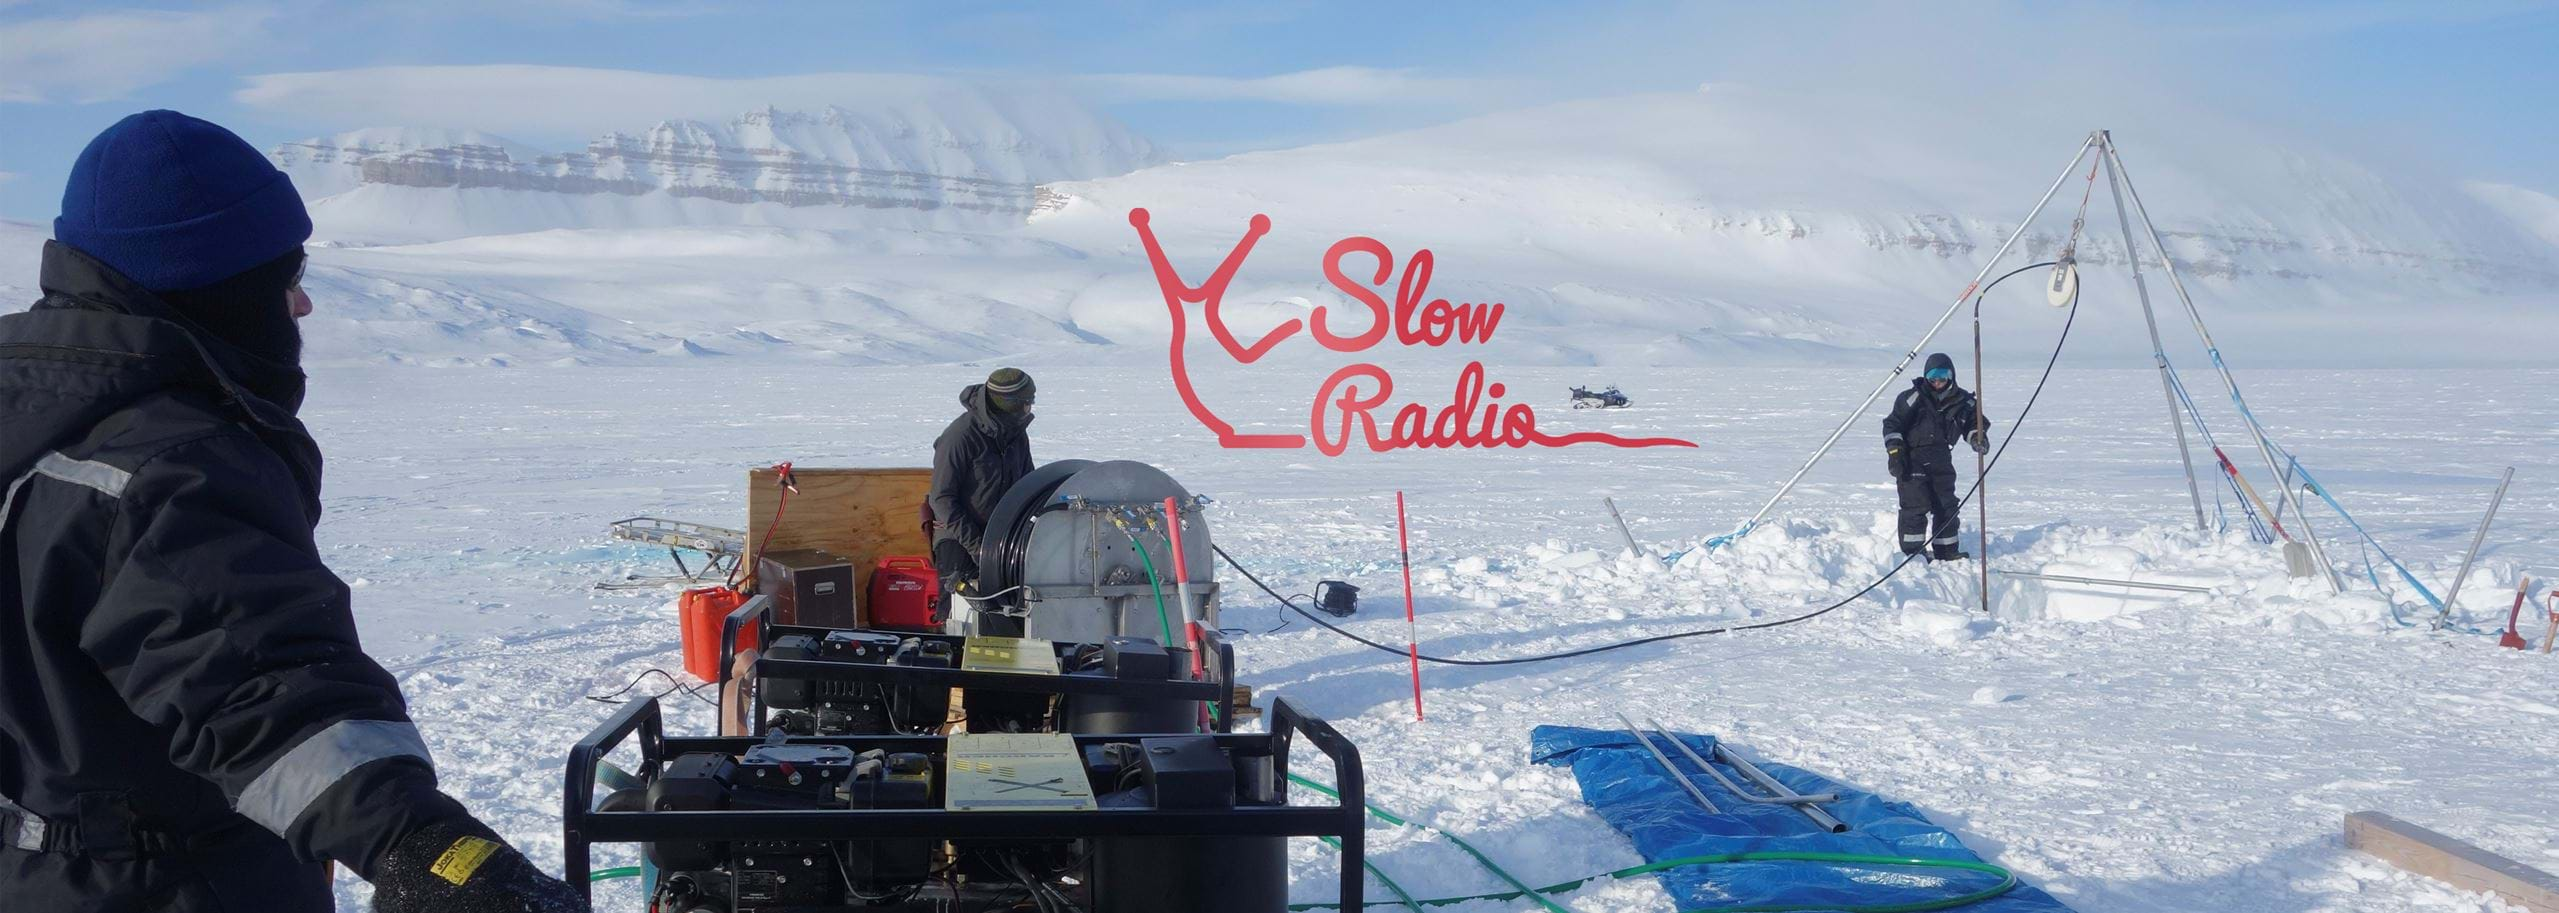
[157,247,305,367]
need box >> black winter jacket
[1883,364,1991,454]
[0,243,465,910]
[929,384,1034,555]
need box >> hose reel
[965,460,1220,645]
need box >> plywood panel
[745,467,935,626]
[2346,811,2559,912]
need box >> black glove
[932,538,979,588]
[372,819,587,913]
[1887,447,1907,480]
[1966,429,1989,455]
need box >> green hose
[1284,774,2016,913]
[588,866,643,882]
[1322,834,1427,913]
[1121,526,1226,729]
[1290,773,1570,913]
[1120,527,1178,649]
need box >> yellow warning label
[960,636,1060,675]
[945,733,1095,812]
[428,835,501,886]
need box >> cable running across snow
[1219,263,2083,667]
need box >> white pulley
[2045,259,2079,307]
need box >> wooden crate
[745,466,935,627]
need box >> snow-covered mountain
[1024,86,2559,367]
[273,89,1161,243]
[9,85,2552,367]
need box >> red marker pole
[1161,497,1207,677]
[1397,491,1424,722]
[1162,497,1213,731]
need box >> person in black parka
[0,111,582,913]
[928,368,1036,593]
[1882,353,1992,561]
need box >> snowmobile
[1569,385,1631,409]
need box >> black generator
[725,596,1238,739]
[760,630,955,736]
[566,696,1364,913]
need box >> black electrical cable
[585,667,721,708]
[1218,265,2080,668]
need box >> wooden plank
[2345,811,2559,913]
[744,467,935,626]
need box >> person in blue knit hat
[0,112,586,912]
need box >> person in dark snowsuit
[0,111,583,913]
[1882,353,1991,561]
[928,368,1036,593]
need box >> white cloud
[232,63,1498,138]
[0,6,276,104]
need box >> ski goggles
[1925,367,1954,381]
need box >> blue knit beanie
[53,110,312,292]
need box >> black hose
[1219,270,2083,668]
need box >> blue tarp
[1530,725,2074,913]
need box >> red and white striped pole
[1162,497,1207,678]
[1163,497,1213,731]
[1397,491,1425,722]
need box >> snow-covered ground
[311,361,2558,913]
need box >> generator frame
[716,596,1241,735]
[560,695,1368,910]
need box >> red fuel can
[679,585,753,682]
[867,556,941,631]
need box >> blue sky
[2,0,2554,222]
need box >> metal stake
[1713,135,2100,546]
[1603,497,1646,558]
[1714,742,1850,834]
[2100,136,2209,532]
[1645,719,1848,833]
[1614,713,1719,814]
[2436,467,2514,628]
[1643,719,1839,805]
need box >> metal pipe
[1645,719,1838,805]
[1987,569,2212,594]
[1603,497,1646,557]
[1714,135,2099,546]
[1974,289,1990,615]
[1714,743,1849,833]
[2292,485,2345,593]
[2100,135,2209,532]
[1614,713,1719,814]
[2101,139,2308,540]
[2436,467,2513,627]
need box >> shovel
[2499,577,2531,650]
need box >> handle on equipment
[562,696,664,898]
[1271,697,1365,912]
[717,595,775,732]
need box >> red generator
[867,556,940,631]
